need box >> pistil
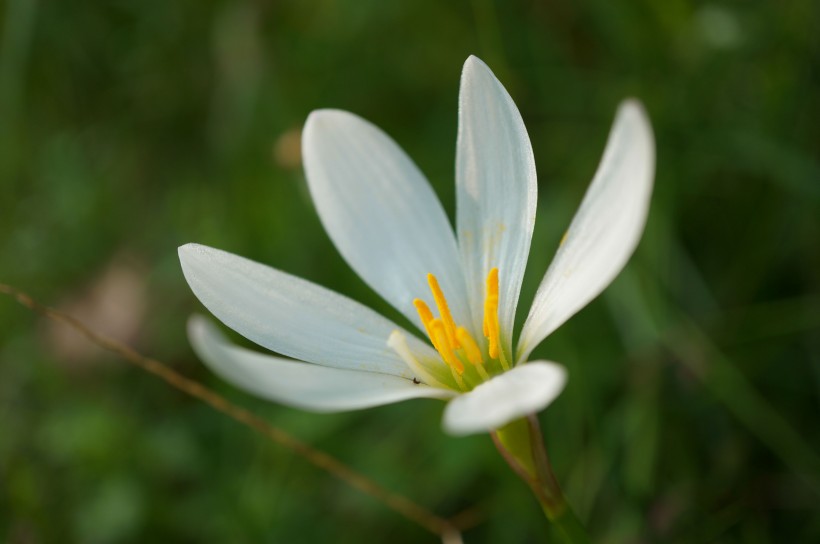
[387,330,450,389]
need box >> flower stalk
[492,416,590,543]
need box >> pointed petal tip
[305,107,336,124]
[187,314,232,355]
[304,109,330,139]
[620,98,656,173]
[178,242,200,257]
[607,98,655,181]
[187,313,210,337]
[463,54,482,67]
[616,98,654,141]
[462,54,493,80]
[305,108,358,130]
[178,243,199,270]
[178,243,216,269]
[618,97,646,112]
[304,109,342,143]
[303,109,372,157]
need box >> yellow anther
[413,298,435,338]
[483,268,500,360]
[427,273,460,349]
[431,319,464,374]
[456,327,483,366]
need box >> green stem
[492,416,590,544]
[539,500,590,544]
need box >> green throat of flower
[388,268,511,392]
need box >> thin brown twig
[0,282,476,542]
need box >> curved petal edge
[179,243,438,377]
[188,315,455,413]
[518,100,655,361]
[442,361,567,436]
[456,56,537,348]
[303,109,470,330]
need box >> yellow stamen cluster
[414,268,503,385]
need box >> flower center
[420,269,503,377]
[387,268,511,392]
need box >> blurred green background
[2,0,819,542]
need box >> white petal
[302,109,471,330]
[518,100,655,361]
[456,56,537,348]
[442,361,566,436]
[179,243,439,377]
[189,316,454,412]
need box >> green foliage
[2,0,819,542]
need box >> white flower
[179,56,654,436]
